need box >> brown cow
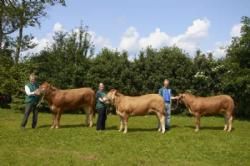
[103,89,166,134]
[38,82,95,128]
[178,93,234,132]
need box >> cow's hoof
[161,130,165,134]
[158,128,161,132]
[55,126,59,129]
[50,126,54,129]
[227,129,232,132]
[123,131,127,134]
[118,129,122,132]
[195,129,199,132]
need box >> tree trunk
[15,25,23,63]
[0,18,3,51]
[14,0,25,64]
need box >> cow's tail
[162,101,166,116]
[92,91,96,118]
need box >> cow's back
[117,94,165,115]
[191,95,234,114]
[52,87,95,110]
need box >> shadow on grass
[106,126,118,130]
[184,125,236,131]
[38,124,89,129]
[125,125,179,133]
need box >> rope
[171,99,179,111]
[36,93,45,108]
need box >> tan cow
[103,89,166,134]
[178,93,234,132]
[38,82,95,128]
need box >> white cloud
[89,31,113,50]
[119,26,140,53]
[171,18,210,53]
[24,19,241,59]
[139,28,170,49]
[230,23,242,37]
[53,22,65,32]
[212,41,228,58]
[185,19,210,39]
[212,23,242,58]
[23,22,113,56]
[118,18,210,56]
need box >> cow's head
[38,82,56,95]
[176,93,186,103]
[103,89,118,104]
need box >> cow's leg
[119,116,124,132]
[55,111,62,129]
[51,112,56,129]
[224,114,228,131]
[88,106,94,127]
[157,115,161,132]
[227,115,233,132]
[85,109,90,127]
[195,114,200,132]
[155,112,163,132]
[160,114,165,134]
[123,115,129,134]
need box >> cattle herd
[33,82,236,133]
[0,82,233,133]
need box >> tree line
[0,1,249,118]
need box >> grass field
[0,109,250,166]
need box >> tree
[0,0,65,63]
[222,16,250,117]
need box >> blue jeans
[165,103,171,129]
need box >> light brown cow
[178,93,234,132]
[103,89,166,134]
[38,82,95,128]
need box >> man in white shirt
[21,74,40,128]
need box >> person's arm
[171,96,178,100]
[99,98,104,102]
[158,88,162,96]
[98,93,106,102]
[25,85,35,96]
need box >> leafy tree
[0,0,65,63]
[222,16,250,117]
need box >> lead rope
[171,99,179,111]
[36,93,45,108]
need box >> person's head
[99,83,104,91]
[29,74,36,83]
[163,79,169,88]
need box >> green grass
[0,109,250,166]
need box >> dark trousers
[96,108,107,130]
[21,103,38,128]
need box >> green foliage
[222,16,250,118]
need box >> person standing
[96,83,107,131]
[21,74,40,129]
[159,79,177,130]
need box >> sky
[25,0,250,58]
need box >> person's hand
[34,89,40,96]
[171,96,179,100]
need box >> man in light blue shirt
[159,79,177,130]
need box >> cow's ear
[113,90,117,95]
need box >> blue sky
[26,0,250,58]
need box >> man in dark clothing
[96,83,107,131]
[21,74,40,128]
